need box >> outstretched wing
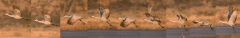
[183,17,187,21]
[177,14,187,21]
[67,16,78,25]
[120,18,127,27]
[13,9,21,16]
[145,13,154,20]
[104,9,110,19]
[44,15,52,22]
[99,7,104,18]
[12,5,21,16]
[227,10,234,21]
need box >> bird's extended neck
[35,19,44,23]
[118,17,127,20]
[5,13,22,19]
[92,16,101,19]
[169,20,178,23]
[35,19,52,25]
[64,15,72,18]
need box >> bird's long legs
[210,24,214,30]
[79,19,85,25]
[106,21,112,26]
[183,25,188,31]
[157,23,164,28]
[133,22,139,27]
[232,26,236,33]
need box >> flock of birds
[3,5,238,33]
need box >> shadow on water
[215,25,240,38]
[167,28,190,38]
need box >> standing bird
[118,17,138,28]
[192,20,214,30]
[143,12,164,28]
[5,5,29,20]
[64,13,85,25]
[34,11,58,26]
[91,7,112,26]
[219,6,238,33]
[170,14,188,31]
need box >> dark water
[61,30,166,38]
[140,30,166,38]
[61,31,88,38]
[215,26,240,38]
[190,27,216,38]
[216,26,240,34]
[61,26,240,38]
[167,28,190,38]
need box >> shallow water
[60,26,240,38]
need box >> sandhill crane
[143,12,164,28]
[34,11,58,26]
[5,5,29,20]
[219,6,238,33]
[169,14,188,31]
[64,13,85,25]
[91,7,112,26]
[192,20,214,30]
[118,17,138,28]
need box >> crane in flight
[92,7,112,26]
[192,20,214,30]
[219,6,238,33]
[143,12,164,28]
[118,17,138,28]
[64,13,85,25]
[34,10,58,26]
[5,5,29,20]
[169,14,188,31]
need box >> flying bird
[92,7,112,26]
[5,5,29,20]
[143,12,164,28]
[192,20,214,30]
[34,10,58,26]
[169,14,188,31]
[64,13,85,25]
[118,17,138,28]
[219,6,238,33]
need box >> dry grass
[0,0,239,31]
[31,27,60,38]
[0,26,31,38]
[60,0,240,30]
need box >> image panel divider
[165,0,190,38]
[31,0,60,38]
[189,0,216,38]
[0,0,31,38]
[215,0,240,38]
[60,0,88,38]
